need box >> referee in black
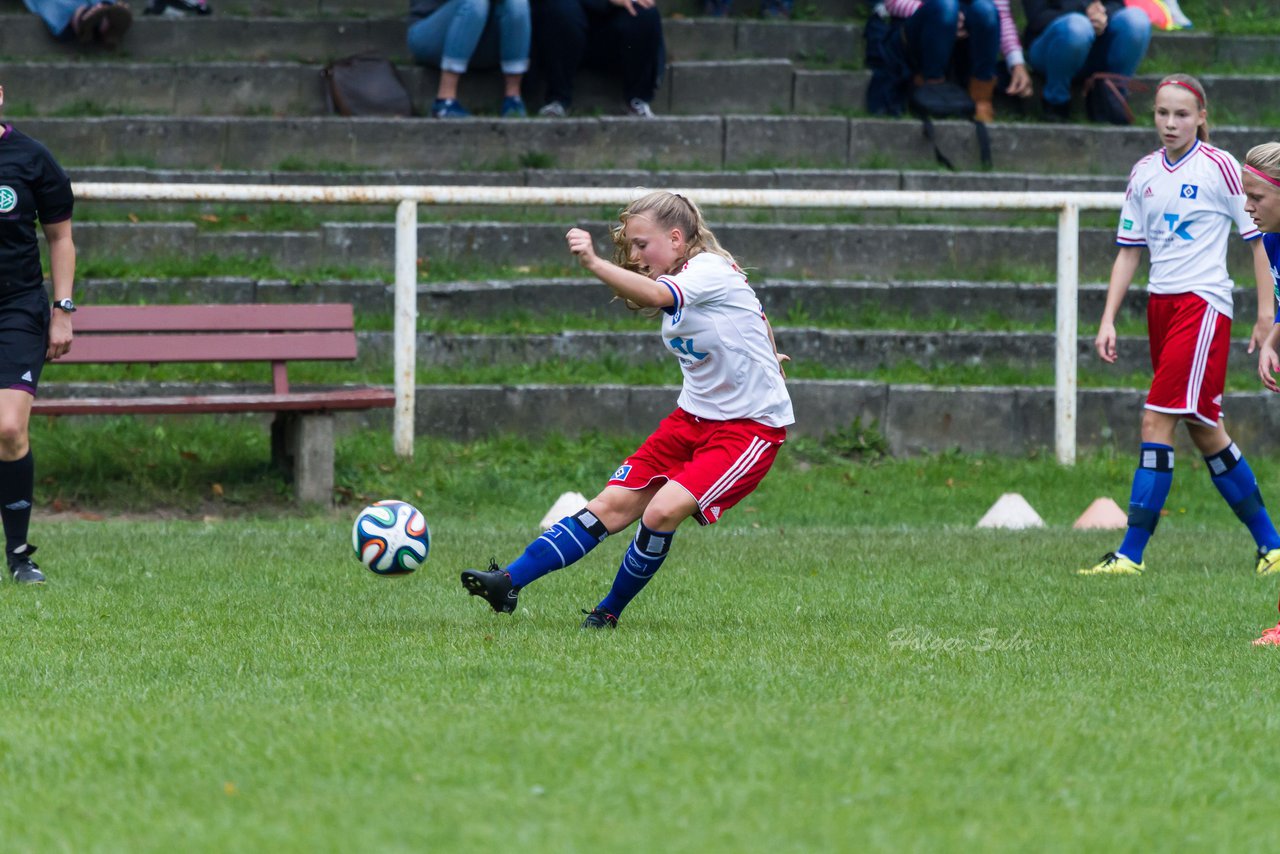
[0,83,76,584]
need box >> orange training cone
[1073,497,1128,530]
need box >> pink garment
[883,0,1025,70]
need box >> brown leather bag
[322,54,414,117]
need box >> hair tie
[1158,80,1204,106]
[1245,164,1280,189]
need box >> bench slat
[58,331,359,364]
[32,389,395,416]
[72,304,356,333]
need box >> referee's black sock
[0,451,34,554]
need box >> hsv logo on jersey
[1180,184,1198,199]
[612,464,632,481]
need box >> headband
[1245,164,1280,189]
[1157,80,1204,106]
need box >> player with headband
[1079,75,1280,578]
[1241,142,1280,643]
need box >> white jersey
[655,252,794,428]
[1116,139,1261,317]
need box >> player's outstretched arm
[565,227,674,308]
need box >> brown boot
[969,77,996,123]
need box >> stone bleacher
[2,0,1279,456]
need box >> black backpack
[864,4,911,117]
[908,81,993,171]
[1083,73,1135,126]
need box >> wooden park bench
[31,303,395,505]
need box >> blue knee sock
[1206,443,1280,552]
[1118,443,1174,564]
[505,508,610,588]
[597,522,674,619]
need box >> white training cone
[976,492,1045,529]
[1073,497,1128,530]
[540,491,588,530]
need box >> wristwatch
[53,298,76,313]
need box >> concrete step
[353,329,1261,373]
[64,220,1258,282]
[0,13,858,63]
[73,277,1267,328]
[65,165,1125,193]
[19,114,1272,173]
[39,379,1280,456]
[1,10,1275,71]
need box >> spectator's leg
[468,0,531,100]
[961,0,998,120]
[903,0,960,83]
[23,0,103,39]
[407,0,492,102]
[585,6,663,107]
[531,0,589,108]
[1027,12,1094,107]
[1087,5,1153,79]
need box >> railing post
[1055,202,1080,466]
[394,199,418,458]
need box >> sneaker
[431,98,470,119]
[1256,547,1280,576]
[7,545,46,585]
[143,0,211,15]
[1076,551,1144,576]
[626,98,656,118]
[1254,621,1280,646]
[538,100,568,118]
[460,561,519,613]
[500,95,527,118]
[581,608,618,629]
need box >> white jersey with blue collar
[1116,139,1260,317]
[655,252,794,428]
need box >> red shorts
[1145,292,1231,427]
[607,408,787,526]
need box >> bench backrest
[63,304,361,394]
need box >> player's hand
[956,10,967,38]
[1094,321,1117,364]
[1260,345,1280,393]
[47,310,73,360]
[1249,316,1274,354]
[776,351,790,378]
[1006,64,1033,98]
[566,227,598,267]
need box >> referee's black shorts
[0,287,50,395]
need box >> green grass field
[6,422,1280,850]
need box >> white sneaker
[538,101,568,118]
[627,99,656,118]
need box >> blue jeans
[23,0,118,38]
[1028,6,1152,105]
[903,0,999,82]
[406,0,530,76]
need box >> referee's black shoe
[460,561,519,613]
[7,545,46,585]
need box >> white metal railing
[73,184,1126,465]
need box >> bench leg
[271,413,335,506]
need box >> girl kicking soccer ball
[1242,142,1280,644]
[1078,75,1280,578]
[460,190,794,627]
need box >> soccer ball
[352,500,430,576]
